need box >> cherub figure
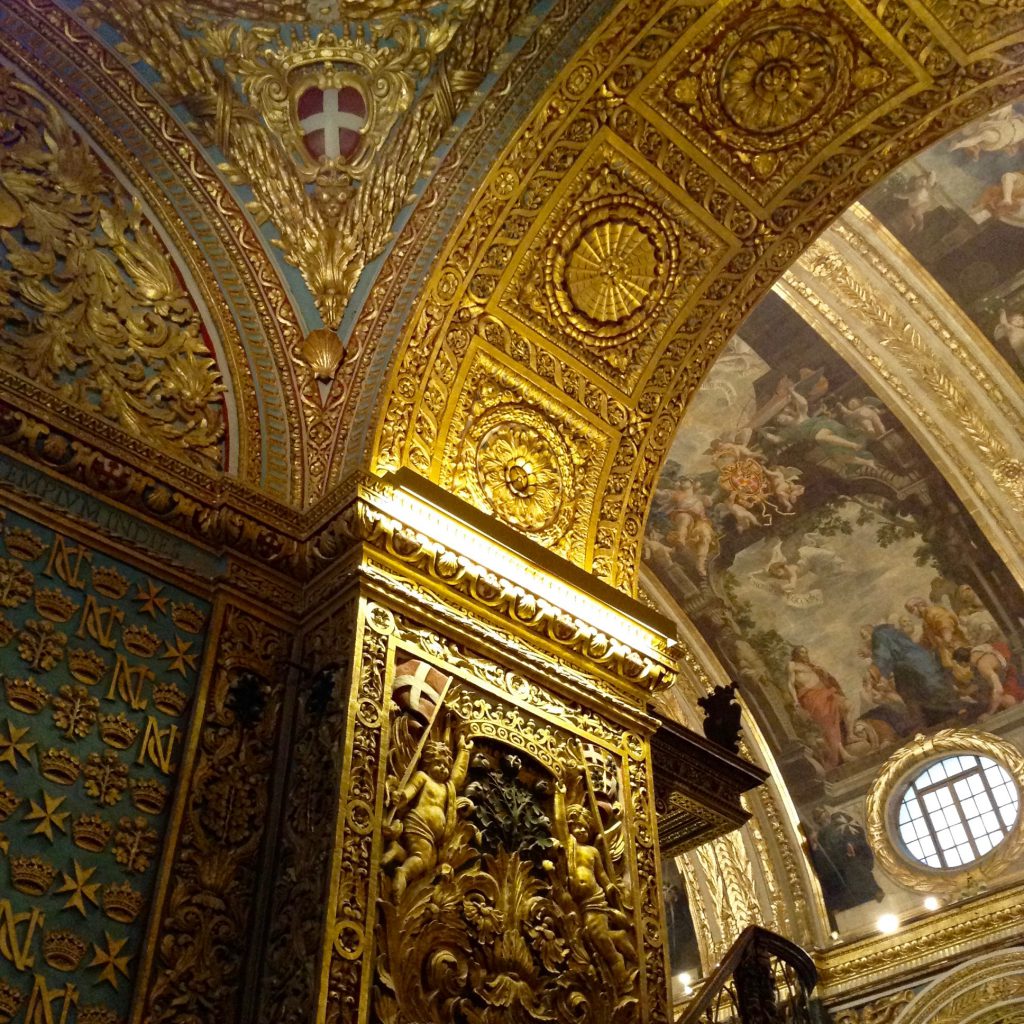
[994,307,1024,369]
[893,170,938,232]
[837,397,887,438]
[381,731,473,901]
[552,777,635,992]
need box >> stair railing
[676,925,818,1024]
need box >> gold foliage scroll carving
[832,989,914,1024]
[84,0,535,331]
[321,604,669,1024]
[0,72,227,470]
[138,603,289,1024]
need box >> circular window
[897,754,1019,869]
[866,730,1024,895]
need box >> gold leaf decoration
[0,73,226,468]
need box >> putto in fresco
[645,296,1024,787]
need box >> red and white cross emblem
[297,85,367,161]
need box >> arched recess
[0,0,306,503]
[894,948,1024,1024]
[356,0,1024,591]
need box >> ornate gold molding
[833,989,915,1024]
[371,0,1024,592]
[816,881,1024,997]
[896,947,1024,1024]
[326,472,680,696]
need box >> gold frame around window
[866,729,1024,898]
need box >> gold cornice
[329,472,680,697]
[816,882,1024,998]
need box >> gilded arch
[894,948,1024,1024]
[361,0,1024,591]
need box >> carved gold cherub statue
[552,775,636,992]
[381,730,473,901]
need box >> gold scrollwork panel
[311,597,670,1024]
[0,71,228,474]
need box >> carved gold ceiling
[3,0,1024,585]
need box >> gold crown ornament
[0,979,22,1023]
[43,929,88,971]
[98,712,139,750]
[33,587,78,623]
[171,602,205,634]
[121,624,161,658]
[91,565,129,599]
[101,881,143,923]
[3,674,48,713]
[130,777,168,815]
[69,648,108,686]
[3,527,45,561]
[72,814,113,852]
[9,855,56,895]
[76,1006,119,1024]
[153,681,188,717]
[0,781,19,821]
[40,747,82,785]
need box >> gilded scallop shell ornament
[300,328,346,382]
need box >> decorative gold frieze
[895,948,1024,1024]
[913,0,1024,60]
[328,473,678,695]
[817,880,1024,996]
[833,989,914,1024]
[283,586,672,1024]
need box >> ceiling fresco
[864,97,1024,384]
[644,100,1024,940]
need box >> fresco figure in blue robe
[869,624,961,727]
